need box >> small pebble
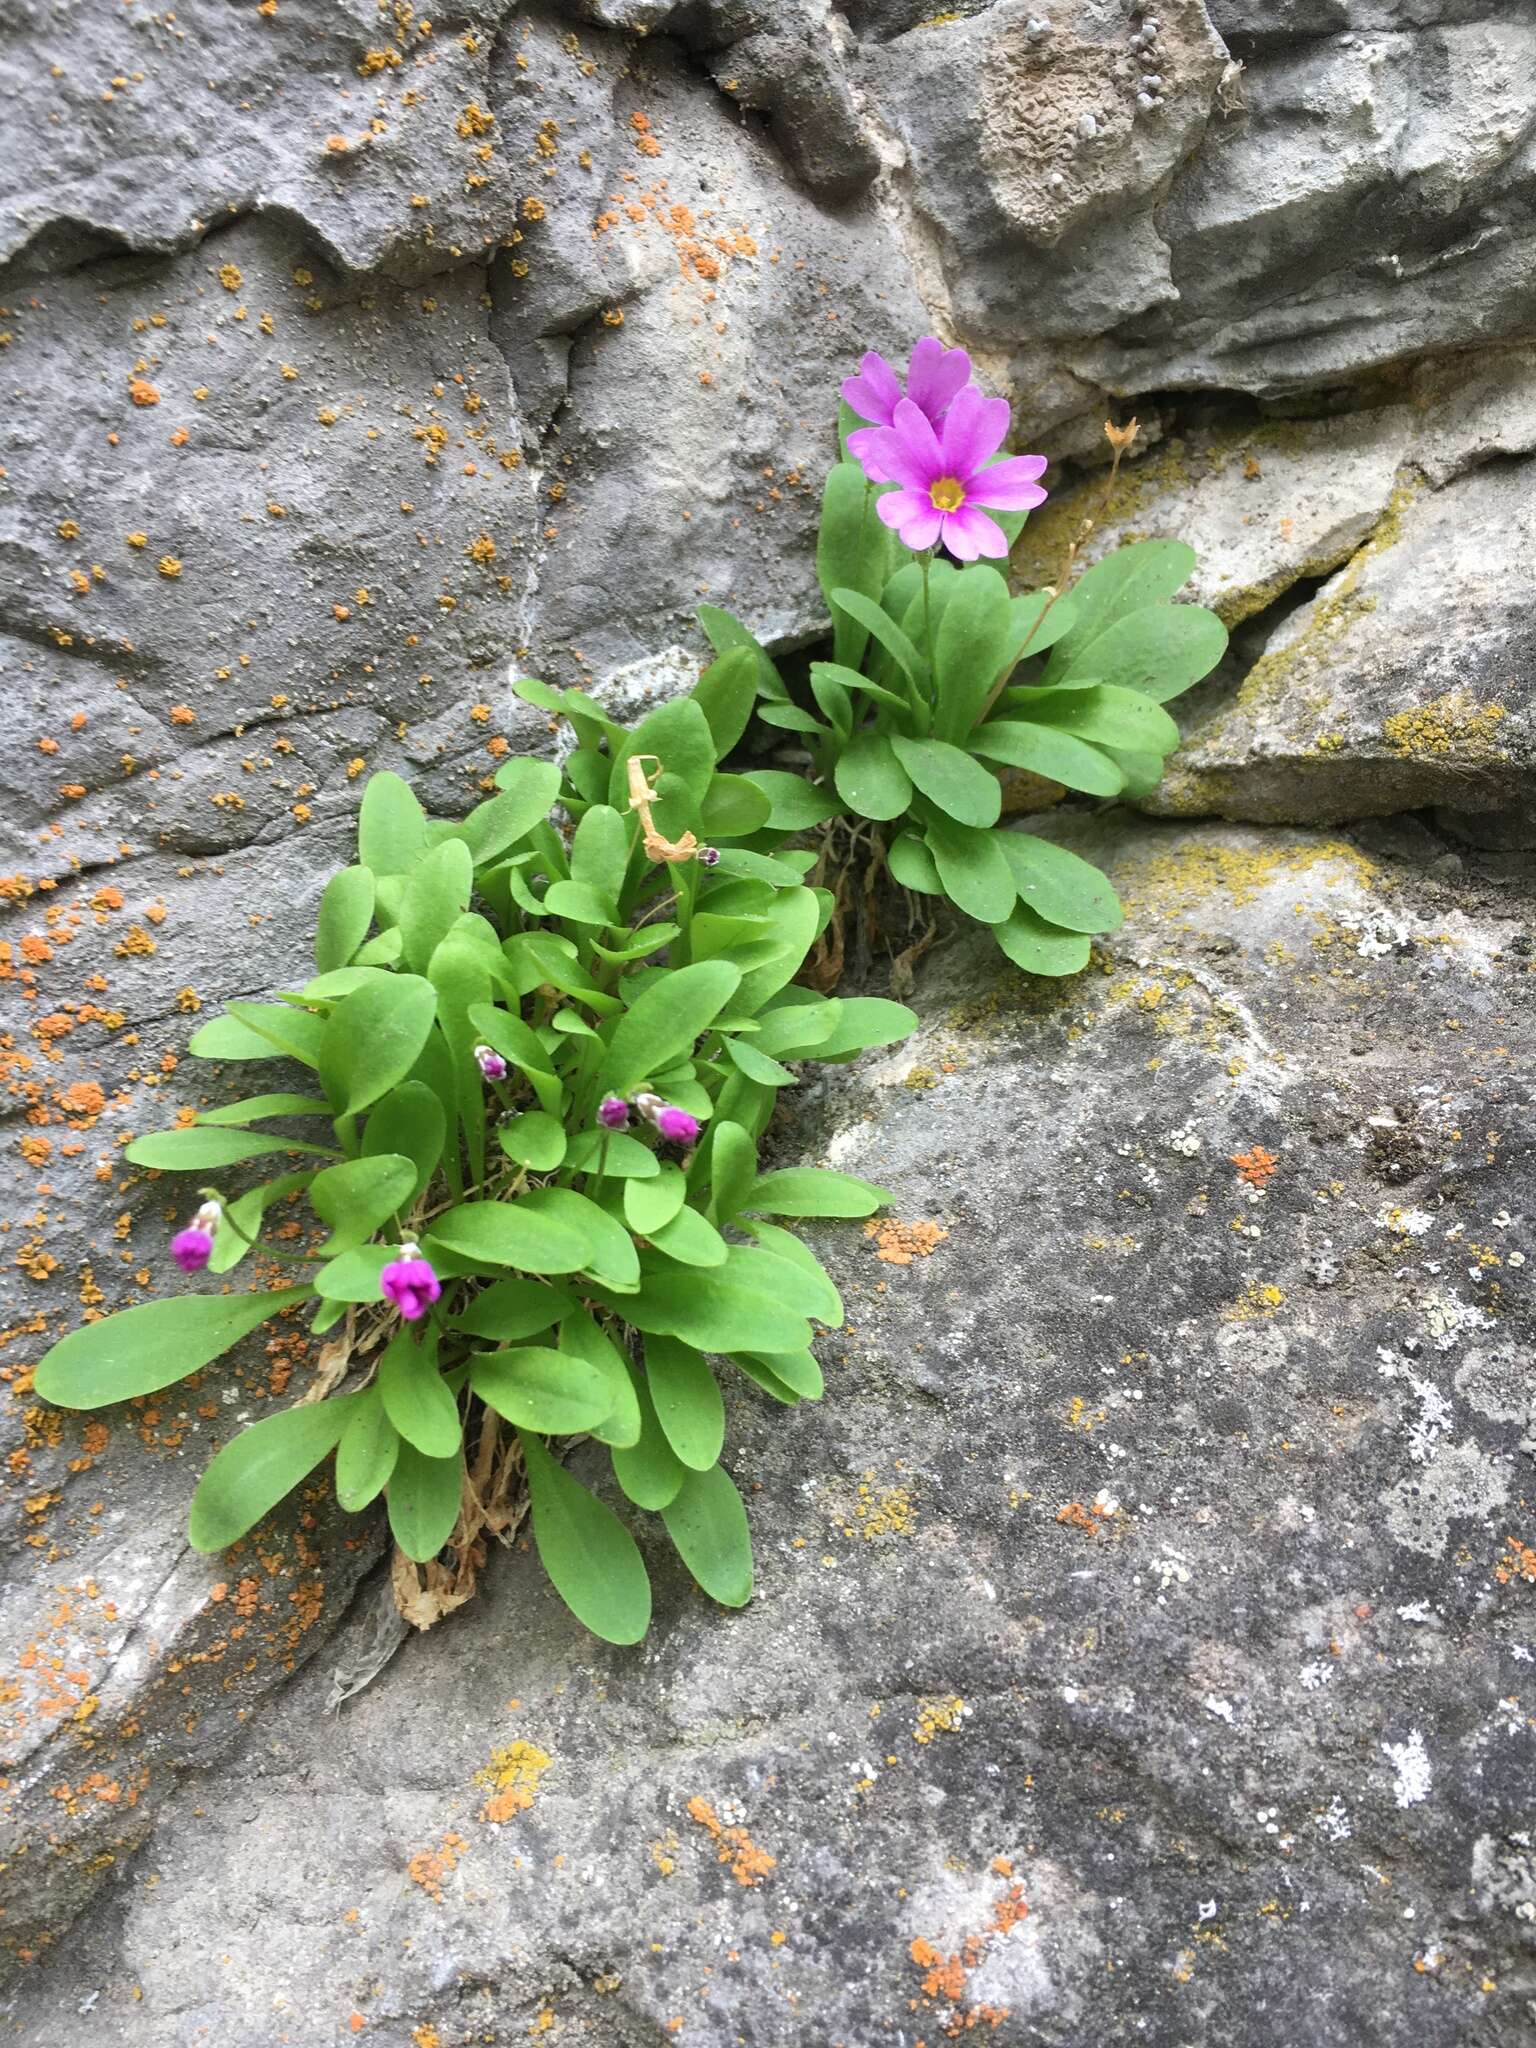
[1077,112,1098,139]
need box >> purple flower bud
[597,1096,630,1131]
[474,1043,509,1081]
[381,1244,441,1322]
[654,1104,699,1145]
[170,1227,215,1275]
[698,845,720,867]
[170,1198,221,1274]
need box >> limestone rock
[7,815,1534,2044]
[1148,456,1536,822]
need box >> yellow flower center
[928,475,965,512]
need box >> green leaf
[623,1162,688,1235]
[723,1037,797,1087]
[609,697,715,829]
[187,1011,296,1062]
[644,1336,724,1470]
[891,736,1001,828]
[315,866,376,974]
[455,758,562,862]
[887,831,942,894]
[387,1441,463,1562]
[700,773,772,839]
[209,1170,314,1275]
[1019,684,1180,754]
[969,720,1126,797]
[924,815,1017,923]
[542,879,618,927]
[933,563,1012,741]
[690,646,758,756]
[470,1347,615,1433]
[318,975,437,1119]
[430,1199,591,1276]
[705,1121,757,1224]
[1099,744,1166,799]
[619,1247,813,1354]
[466,1003,562,1116]
[811,661,908,718]
[731,1354,804,1404]
[740,1221,844,1327]
[334,1389,400,1512]
[599,959,741,1095]
[198,1092,332,1127]
[188,1395,356,1550]
[519,1429,652,1645]
[835,731,912,822]
[570,803,631,905]
[377,1326,461,1457]
[500,1111,567,1172]
[611,1365,686,1510]
[992,904,1094,976]
[647,1204,728,1268]
[565,1129,659,1179]
[810,997,917,1061]
[126,1127,331,1170]
[661,1463,753,1608]
[559,1311,640,1448]
[358,770,428,877]
[758,702,828,736]
[221,1002,327,1069]
[741,771,843,831]
[398,839,474,974]
[313,1244,394,1302]
[362,1080,446,1205]
[709,847,807,888]
[819,461,889,668]
[1042,538,1197,683]
[1052,601,1227,702]
[828,587,928,688]
[309,1153,416,1255]
[35,1286,312,1410]
[520,1187,639,1292]
[746,1168,890,1218]
[998,831,1124,934]
[696,604,786,702]
[450,1278,573,1342]
[748,1349,824,1399]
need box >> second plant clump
[34,335,1223,1646]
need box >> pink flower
[474,1043,508,1081]
[171,1227,214,1274]
[635,1092,699,1146]
[864,388,1049,562]
[598,1096,631,1131]
[171,1198,221,1274]
[842,336,973,483]
[381,1243,441,1322]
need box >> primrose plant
[36,727,915,1644]
[686,337,1231,977]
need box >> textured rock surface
[4,0,1536,2019]
[5,815,1535,2046]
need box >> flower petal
[940,384,1011,479]
[940,505,1009,562]
[865,412,939,492]
[906,336,973,423]
[890,397,944,477]
[841,351,902,428]
[846,425,891,484]
[877,489,944,553]
[968,455,1050,512]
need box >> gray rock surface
[5,814,1534,2046]
[4,0,1536,2024]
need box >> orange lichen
[686,1796,776,1888]
[1495,1537,1536,1587]
[127,377,160,407]
[865,1218,948,1266]
[909,1879,1028,2036]
[1232,1145,1279,1188]
[406,1832,467,1903]
[475,1739,552,1823]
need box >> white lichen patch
[1382,1436,1510,1557]
[1380,1727,1433,1808]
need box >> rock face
[5,815,1535,2046]
[2,0,1536,2027]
